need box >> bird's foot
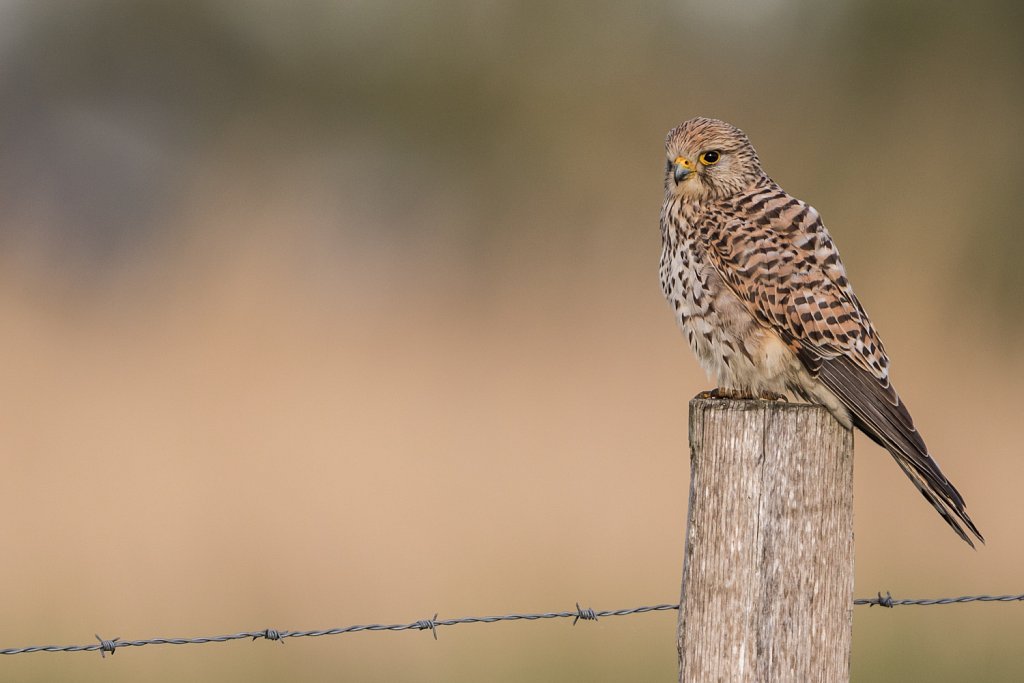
[757,391,789,402]
[694,388,756,400]
[694,388,789,402]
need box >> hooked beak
[673,156,695,183]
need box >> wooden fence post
[678,399,854,683]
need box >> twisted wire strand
[3,594,1021,656]
[853,592,1024,608]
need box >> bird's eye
[666,159,673,173]
[699,151,720,166]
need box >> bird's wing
[698,192,982,545]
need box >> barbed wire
[0,603,673,657]
[3,593,1022,657]
[853,592,1024,608]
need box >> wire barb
[870,592,894,608]
[94,634,119,658]
[413,613,439,640]
[573,603,598,625]
[256,629,287,644]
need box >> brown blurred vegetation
[2,1,1023,681]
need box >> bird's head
[664,117,764,201]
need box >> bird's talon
[695,388,758,401]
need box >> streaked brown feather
[698,186,983,546]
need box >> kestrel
[659,117,982,546]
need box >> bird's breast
[659,214,797,393]
[660,231,721,365]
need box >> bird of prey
[659,116,982,547]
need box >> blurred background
[2,0,1022,680]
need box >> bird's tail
[817,356,983,547]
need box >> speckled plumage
[660,117,982,546]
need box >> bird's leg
[694,388,757,400]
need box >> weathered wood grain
[678,399,854,683]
